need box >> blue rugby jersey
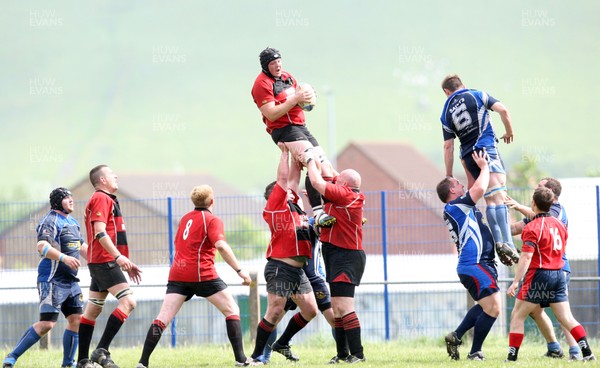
[36,210,83,285]
[524,202,570,272]
[443,192,496,266]
[441,88,499,159]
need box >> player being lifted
[251,47,335,228]
[440,74,519,266]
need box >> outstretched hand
[504,195,519,209]
[277,142,288,152]
[471,150,489,169]
[500,132,513,144]
[127,264,142,285]
[299,148,315,165]
[238,270,251,286]
[507,281,518,297]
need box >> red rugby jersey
[263,184,311,259]
[168,209,225,282]
[319,183,365,250]
[251,70,305,134]
[521,213,567,270]
[85,190,129,264]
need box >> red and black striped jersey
[85,190,128,264]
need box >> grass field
[2,334,595,367]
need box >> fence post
[596,186,600,314]
[249,271,260,343]
[381,191,390,341]
[168,197,177,348]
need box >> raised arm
[443,138,455,177]
[288,155,302,195]
[276,143,290,190]
[505,195,535,219]
[468,150,489,203]
[491,102,513,144]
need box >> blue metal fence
[0,186,598,349]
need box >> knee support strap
[115,288,133,300]
[484,185,507,198]
[89,297,106,308]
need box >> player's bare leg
[287,142,336,227]
[250,293,287,361]
[77,290,108,366]
[90,283,136,367]
[506,299,538,361]
[284,141,321,173]
[549,302,595,361]
[285,141,331,225]
[562,324,582,360]
[528,306,563,357]
[270,292,318,362]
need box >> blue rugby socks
[485,206,503,244]
[495,204,514,248]
[62,329,78,367]
[7,326,41,362]
[471,312,497,354]
[455,304,483,339]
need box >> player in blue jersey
[440,74,518,263]
[436,151,501,361]
[506,177,581,360]
[3,188,87,368]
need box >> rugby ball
[296,82,316,111]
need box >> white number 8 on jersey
[182,219,193,240]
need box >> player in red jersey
[507,177,580,359]
[506,187,595,362]
[248,145,319,364]
[77,165,142,368]
[302,149,366,364]
[136,185,254,368]
[251,47,335,226]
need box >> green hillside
[1,1,599,200]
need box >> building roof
[115,172,244,199]
[336,141,455,255]
[338,141,445,191]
